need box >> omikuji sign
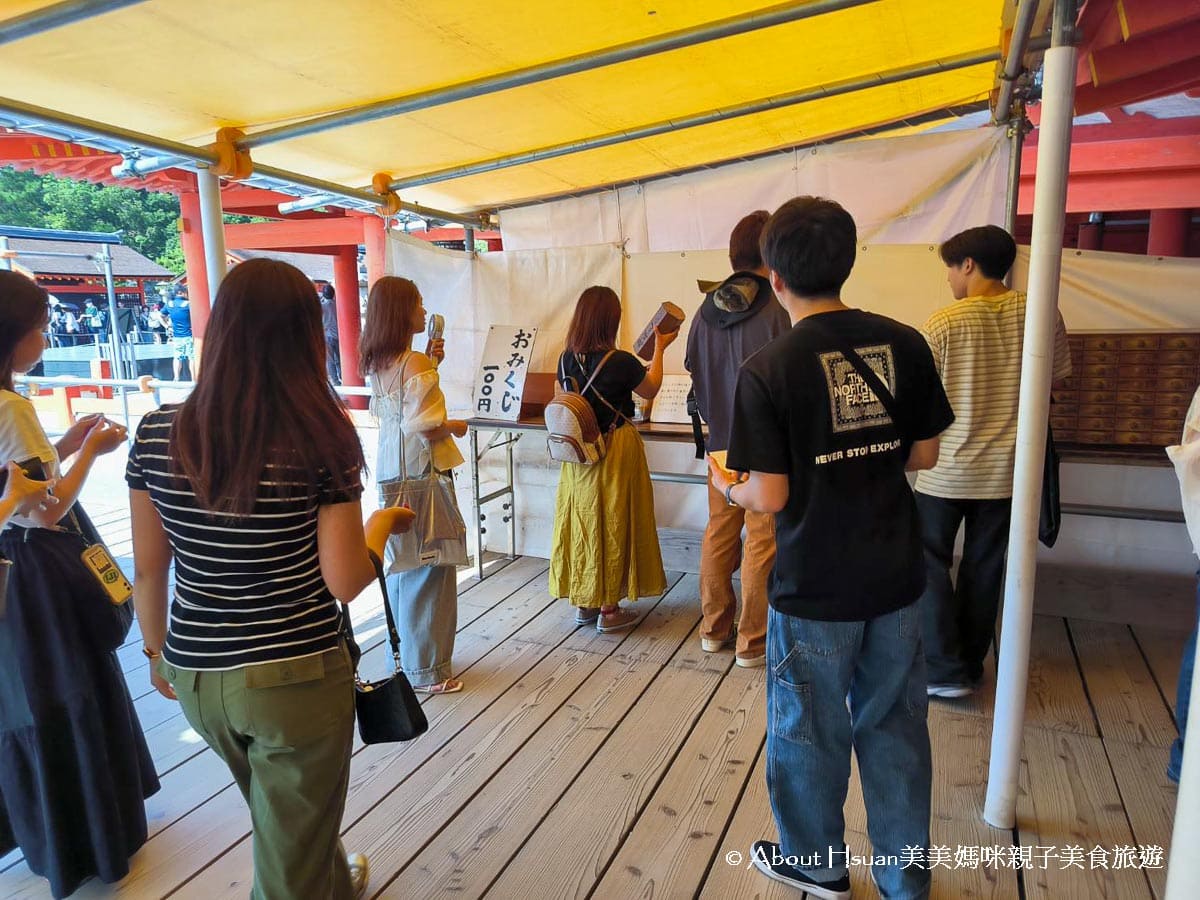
[474,325,537,421]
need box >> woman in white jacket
[360,276,467,694]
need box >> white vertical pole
[984,0,1078,829]
[98,244,126,380]
[196,165,227,299]
[1166,665,1200,897]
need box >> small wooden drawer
[1083,363,1117,377]
[1157,364,1197,378]
[1078,416,1116,431]
[1084,335,1119,350]
[1078,390,1117,404]
[1158,349,1198,365]
[1153,431,1180,446]
[1158,377,1196,393]
[1156,391,1194,407]
[1050,415,1077,431]
[1117,377,1157,392]
[1077,403,1113,418]
[1118,350,1158,366]
[1114,404,1155,419]
[1162,334,1200,350]
[1051,391,1078,405]
[1074,429,1113,443]
[1081,349,1118,364]
[1115,431,1154,444]
[1154,403,1190,422]
[1117,418,1154,433]
[1118,364,1158,379]
[1079,377,1114,390]
[1116,390,1155,405]
[1050,402,1078,417]
[1120,335,1160,351]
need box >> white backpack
[545,351,619,465]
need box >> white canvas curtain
[499,128,1010,253]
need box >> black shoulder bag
[341,552,429,744]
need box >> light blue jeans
[386,565,458,685]
[766,603,932,900]
[1168,582,1198,782]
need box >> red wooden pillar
[1147,208,1190,257]
[178,188,213,338]
[363,215,387,289]
[333,247,365,409]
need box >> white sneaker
[926,682,976,699]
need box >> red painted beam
[1018,132,1200,215]
[224,217,365,250]
[1075,57,1200,115]
[1086,20,1200,88]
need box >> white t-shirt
[0,389,60,529]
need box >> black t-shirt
[726,309,954,622]
[558,350,646,433]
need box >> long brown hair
[360,276,421,376]
[170,258,364,516]
[0,271,49,391]
[565,285,621,354]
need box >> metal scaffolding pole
[389,48,1000,192]
[0,0,147,46]
[0,96,485,229]
[195,167,228,302]
[95,244,127,380]
[993,0,1041,124]
[240,0,880,149]
[984,0,1079,829]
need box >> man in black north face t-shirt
[709,197,953,900]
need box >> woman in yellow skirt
[550,286,674,631]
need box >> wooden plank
[592,670,766,898]
[696,749,873,899]
[1023,616,1098,736]
[381,657,657,898]
[337,648,608,894]
[483,664,725,899]
[1017,728,1151,900]
[1131,626,1189,718]
[1069,620,1177,747]
[1104,739,1177,900]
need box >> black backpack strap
[686,386,705,460]
[804,317,906,439]
[578,350,628,432]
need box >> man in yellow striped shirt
[915,226,1071,698]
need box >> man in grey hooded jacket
[685,210,790,666]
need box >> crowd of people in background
[0,196,1194,899]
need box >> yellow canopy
[0,0,1026,215]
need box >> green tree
[1,168,186,273]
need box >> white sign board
[473,325,538,421]
[648,373,693,424]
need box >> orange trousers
[699,480,776,658]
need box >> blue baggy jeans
[1168,581,1198,782]
[766,603,932,900]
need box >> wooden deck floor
[0,502,1189,899]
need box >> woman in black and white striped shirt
[128,259,411,900]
